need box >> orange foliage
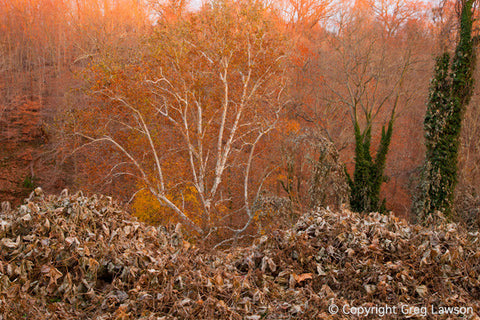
[133,185,202,226]
[2,0,479,236]
[68,0,291,237]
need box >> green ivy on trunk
[414,0,476,221]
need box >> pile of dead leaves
[1,190,480,319]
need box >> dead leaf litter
[1,189,479,319]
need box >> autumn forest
[1,0,480,243]
[4,0,480,318]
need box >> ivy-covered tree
[415,0,476,221]
[347,113,394,213]
[321,2,412,214]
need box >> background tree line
[1,0,480,244]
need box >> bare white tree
[74,0,290,238]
